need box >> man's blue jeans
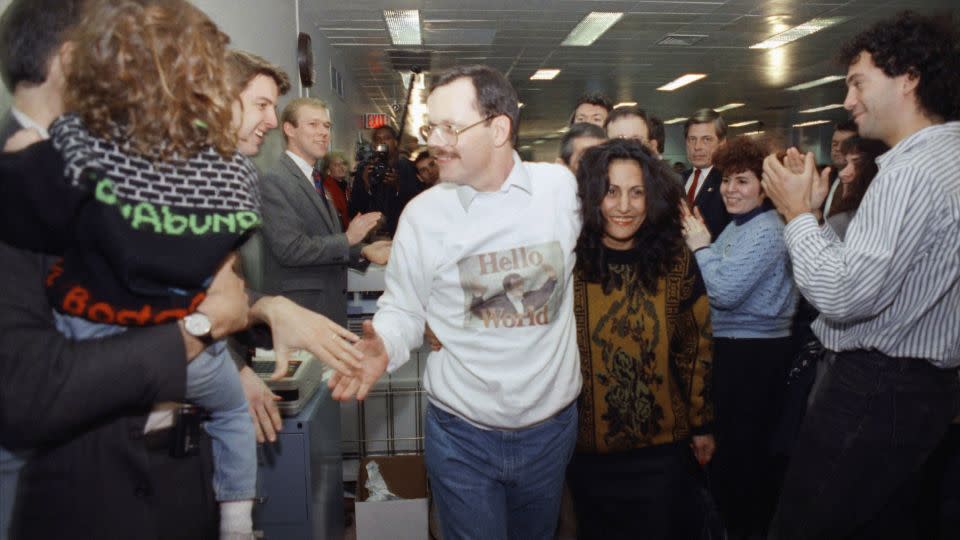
[424,401,577,540]
[770,350,960,539]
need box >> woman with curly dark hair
[826,136,889,239]
[681,135,798,539]
[568,139,715,539]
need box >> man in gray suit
[261,98,390,325]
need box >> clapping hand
[762,149,830,222]
[680,202,711,251]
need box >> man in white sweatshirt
[330,65,582,539]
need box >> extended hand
[239,365,282,443]
[361,240,392,265]
[328,320,389,401]
[250,296,362,380]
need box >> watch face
[184,313,212,337]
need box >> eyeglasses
[419,115,495,145]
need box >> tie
[312,168,327,198]
[312,168,344,230]
[687,168,702,204]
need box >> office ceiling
[303,0,957,144]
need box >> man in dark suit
[683,109,730,239]
[0,0,73,145]
[823,119,857,218]
[1,2,88,536]
[260,98,390,326]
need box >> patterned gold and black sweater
[573,245,713,454]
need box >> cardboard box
[355,455,429,540]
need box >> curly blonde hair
[64,0,236,160]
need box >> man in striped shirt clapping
[761,10,960,540]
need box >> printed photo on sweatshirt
[458,241,563,329]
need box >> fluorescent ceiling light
[557,127,570,133]
[530,69,561,80]
[799,103,845,114]
[729,120,760,128]
[793,119,832,128]
[533,139,546,145]
[743,130,765,137]
[714,102,745,112]
[614,101,637,108]
[787,75,845,91]
[384,10,421,45]
[750,17,847,50]
[658,73,706,91]
[562,12,624,46]
[663,117,687,125]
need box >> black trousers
[567,444,703,540]
[147,429,219,540]
[709,336,793,538]
[12,427,218,540]
[919,423,960,540]
[770,350,960,540]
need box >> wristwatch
[183,311,214,344]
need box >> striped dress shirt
[783,122,960,368]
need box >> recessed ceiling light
[657,73,706,92]
[518,102,525,108]
[614,101,637,108]
[562,12,624,46]
[787,75,846,91]
[792,119,832,128]
[663,117,687,124]
[384,10,421,46]
[729,120,760,128]
[714,103,745,112]
[799,103,845,114]
[750,17,847,50]
[530,69,561,80]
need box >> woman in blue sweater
[681,135,797,539]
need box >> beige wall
[191,0,299,171]
[192,0,376,171]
